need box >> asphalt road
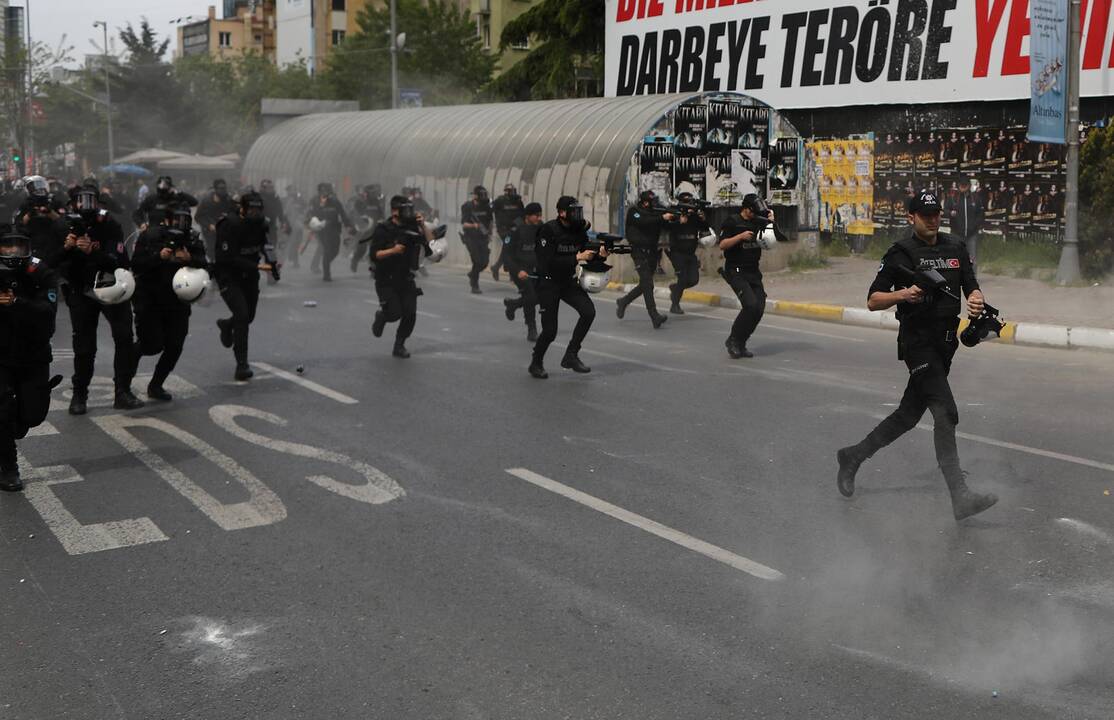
[2,260,1113,719]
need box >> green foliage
[489,0,604,100]
[787,250,829,272]
[1080,123,1114,278]
[321,0,495,108]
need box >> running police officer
[134,176,198,229]
[215,192,279,380]
[667,191,708,315]
[349,184,385,273]
[368,195,432,358]
[529,197,604,379]
[461,186,494,293]
[62,187,143,414]
[836,192,998,521]
[304,182,354,282]
[490,183,524,281]
[502,201,543,342]
[196,178,237,260]
[615,190,673,328]
[130,209,208,401]
[0,227,61,492]
[719,194,781,359]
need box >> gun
[961,303,1005,347]
[589,231,632,255]
[64,213,88,238]
[893,264,962,302]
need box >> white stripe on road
[416,310,442,319]
[592,332,650,347]
[251,361,359,405]
[505,468,785,581]
[553,343,698,375]
[25,422,59,437]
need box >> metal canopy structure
[243,93,790,233]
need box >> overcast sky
[15,0,204,66]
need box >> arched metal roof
[243,93,781,233]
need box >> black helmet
[638,190,656,205]
[156,176,173,193]
[557,196,584,226]
[259,178,275,193]
[23,175,49,200]
[213,178,228,196]
[742,193,768,215]
[677,191,694,203]
[81,174,99,191]
[74,188,99,216]
[524,202,543,216]
[0,228,32,270]
[170,208,193,234]
[390,194,415,221]
[473,185,489,203]
[317,182,334,197]
[240,191,265,221]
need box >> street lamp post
[390,0,398,109]
[1056,0,1083,285]
[24,0,33,174]
[93,21,115,181]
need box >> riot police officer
[836,192,998,521]
[529,197,604,379]
[460,185,494,293]
[490,183,524,281]
[215,192,279,380]
[616,190,673,328]
[14,176,67,266]
[196,178,237,260]
[304,182,354,281]
[130,209,208,401]
[718,194,781,359]
[284,185,306,268]
[0,227,61,492]
[666,191,708,315]
[349,184,385,273]
[61,187,143,413]
[134,176,198,229]
[502,201,542,342]
[368,196,431,358]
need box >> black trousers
[533,278,595,362]
[318,234,341,278]
[725,268,766,345]
[619,249,661,318]
[491,235,510,273]
[463,235,490,284]
[66,291,137,393]
[134,301,191,387]
[219,278,260,365]
[849,324,962,474]
[375,279,418,343]
[669,251,700,304]
[0,363,51,467]
[351,239,369,270]
[507,273,538,327]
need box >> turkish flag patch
[947,258,961,269]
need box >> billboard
[605,0,1114,106]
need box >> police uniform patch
[47,290,57,303]
[540,239,547,247]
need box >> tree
[320,0,496,109]
[489,0,604,100]
[1,38,74,174]
[1079,125,1114,278]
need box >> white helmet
[308,217,327,232]
[698,229,718,248]
[756,227,779,250]
[172,266,211,303]
[90,269,135,305]
[427,237,447,263]
[579,266,611,294]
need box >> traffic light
[11,148,21,164]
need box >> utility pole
[1056,0,1083,285]
[389,0,399,109]
[24,0,33,174]
[93,20,115,180]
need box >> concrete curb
[603,281,1112,353]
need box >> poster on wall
[960,130,985,177]
[983,128,1009,176]
[984,178,1012,230]
[673,103,707,158]
[1008,180,1037,230]
[674,156,708,200]
[1031,181,1063,230]
[1007,130,1033,176]
[706,101,742,155]
[875,134,895,178]
[730,150,765,199]
[893,133,915,175]
[706,156,742,206]
[737,107,769,153]
[812,139,874,235]
[936,130,960,178]
[768,137,800,206]
[916,132,938,178]
[1032,142,1063,176]
[639,141,674,198]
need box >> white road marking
[504,468,784,581]
[209,405,405,504]
[553,343,698,375]
[25,422,59,437]
[49,374,202,413]
[593,332,650,347]
[19,459,168,555]
[93,414,287,531]
[250,361,358,405]
[1055,518,1114,545]
[416,310,442,319]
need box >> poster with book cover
[706,156,742,206]
[639,141,674,197]
[768,137,800,205]
[673,156,708,200]
[673,103,707,158]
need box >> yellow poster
[810,138,874,235]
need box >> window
[331,30,346,45]
[332,0,345,9]
[218,31,232,48]
[480,20,491,50]
[509,36,530,51]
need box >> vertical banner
[1028,0,1070,144]
[768,137,800,206]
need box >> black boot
[392,342,411,359]
[217,318,233,348]
[526,325,538,343]
[147,382,173,402]
[560,353,591,373]
[0,464,22,493]
[491,267,500,282]
[615,297,628,319]
[235,363,254,381]
[836,447,864,498]
[372,311,386,338]
[944,468,998,521]
[68,389,88,416]
[652,313,668,329]
[503,297,516,322]
[113,389,145,410]
[528,360,548,379]
[726,336,752,359]
[670,302,684,315]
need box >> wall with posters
[810,139,874,236]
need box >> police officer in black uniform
[0,227,61,492]
[666,191,707,315]
[304,182,354,281]
[529,197,604,379]
[461,186,494,293]
[836,191,998,521]
[130,209,208,401]
[216,192,279,380]
[349,184,385,273]
[134,176,198,229]
[502,201,543,342]
[196,178,237,261]
[369,195,432,359]
[616,191,673,328]
[719,194,782,359]
[490,183,524,281]
[14,176,67,267]
[61,187,143,414]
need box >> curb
[604,281,1114,353]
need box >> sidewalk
[605,256,1114,352]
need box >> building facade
[177,3,277,62]
[469,0,533,73]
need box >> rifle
[893,264,1005,346]
[589,231,633,255]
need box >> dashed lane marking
[505,468,785,581]
[250,361,359,405]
